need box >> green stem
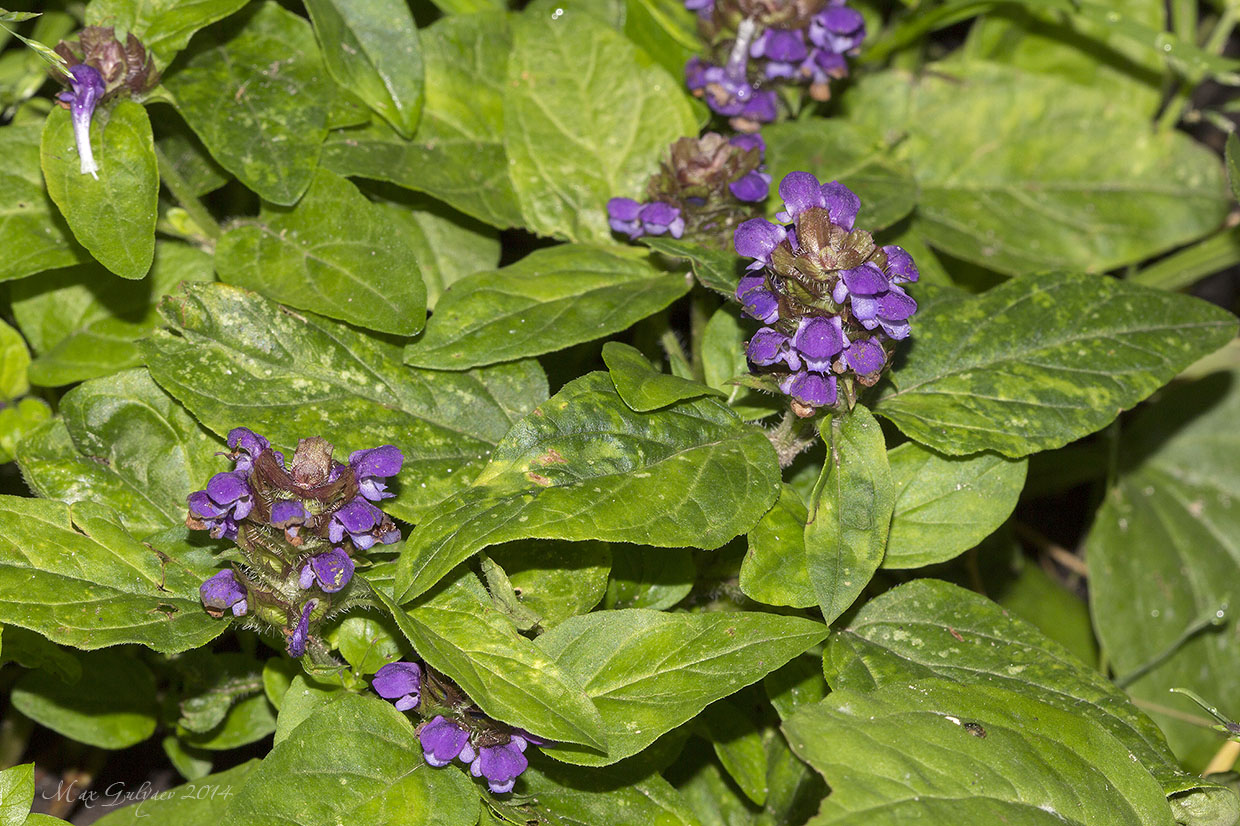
[1158,3,1239,130]
[154,144,221,241]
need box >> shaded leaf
[91,761,258,825]
[641,237,742,298]
[85,0,250,65]
[519,757,701,826]
[603,545,695,611]
[489,540,611,629]
[603,342,723,412]
[0,122,85,283]
[0,398,50,464]
[739,484,814,609]
[0,319,28,400]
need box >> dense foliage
[0,0,1239,824]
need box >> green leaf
[216,169,426,336]
[41,100,158,280]
[304,0,422,138]
[640,237,741,298]
[698,698,768,806]
[739,484,814,609]
[0,319,28,400]
[503,5,697,243]
[842,63,1229,276]
[763,120,917,232]
[1087,371,1240,768]
[141,281,548,522]
[85,0,250,65]
[520,757,701,825]
[0,764,33,826]
[222,693,482,826]
[378,199,499,311]
[0,499,225,652]
[536,608,828,765]
[17,368,223,539]
[804,406,895,625]
[394,372,780,602]
[164,2,332,205]
[11,241,214,387]
[328,614,403,676]
[0,122,85,283]
[874,275,1239,458]
[603,342,724,412]
[603,545,695,610]
[91,761,259,825]
[783,679,1175,825]
[322,13,521,229]
[369,572,607,750]
[182,693,276,750]
[883,441,1026,568]
[404,245,688,370]
[824,579,1226,811]
[12,649,156,748]
[162,735,213,780]
[0,398,49,464]
[271,675,344,746]
[489,540,612,629]
[623,0,699,79]
[1227,132,1240,203]
[0,627,81,683]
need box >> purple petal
[777,172,826,223]
[206,471,250,506]
[741,89,778,123]
[299,563,315,589]
[736,273,766,303]
[607,197,642,222]
[639,202,682,237]
[729,170,771,203]
[420,716,470,767]
[350,445,404,478]
[746,327,790,366]
[876,287,917,321]
[729,133,765,158]
[270,499,310,527]
[740,288,780,324]
[311,548,355,592]
[188,490,225,520]
[373,661,422,707]
[752,29,807,63]
[792,316,846,370]
[825,5,864,33]
[779,372,838,406]
[287,601,315,658]
[840,262,888,296]
[228,427,269,457]
[850,294,879,323]
[734,218,786,261]
[821,181,861,230]
[882,245,919,283]
[844,338,886,375]
[200,569,246,614]
[334,497,381,533]
[473,742,528,794]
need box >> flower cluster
[372,661,543,795]
[189,429,403,659]
[608,132,770,249]
[685,0,866,129]
[52,27,161,178]
[735,171,918,415]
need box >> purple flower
[747,327,800,370]
[821,181,861,230]
[57,64,104,179]
[607,197,643,239]
[270,499,310,527]
[227,427,270,473]
[882,244,919,284]
[810,3,866,54]
[729,133,766,159]
[776,172,826,223]
[287,600,316,658]
[639,202,685,238]
[736,273,780,324]
[328,496,400,550]
[792,316,846,371]
[372,662,423,712]
[349,445,403,501]
[735,218,786,269]
[751,28,808,69]
[804,47,849,84]
[684,0,713,14]
[187,471,253,540]
[420,716,472,767]
[740,89,778,124]
[852,285,918,340]
[729,170,771,203]
[471,740,529,795]
[298,547,355,593]
[200,569,247,617]
[844,337,886,375]
[831,262,889,308]
[779,371,838,407]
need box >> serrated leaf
[369,573,608,750]
[0,318,28,400]
[874,275,1238,458]
[804,406,894,625]
[1088,371,1240,768]
[17,368,223,539]
[535,609,828,765]
[41,100,158,279]
[165,2,331,205]
[763,120,917,232]
[11,241,213,387]
[141,282,548,522]
[603,342,723,412]
[784,679,1175,825]
[0,122,86,283]
[883,441,1026,568]
[0,500,225,652]
[304,0,422,138]
[404,245,687,370]
[0,764,32,826]
[739,484,814,609]
[503,6,697,243]
[12,649,156,748]
[641,237,741,298]
[825,578,1228,811]
[842,63,1228,276]
[91,760,258,825]
[85,0,250,65]
[394,372,780,602]
[221,694,478,826]
[216,169,426,336]
[322,13,520,228]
